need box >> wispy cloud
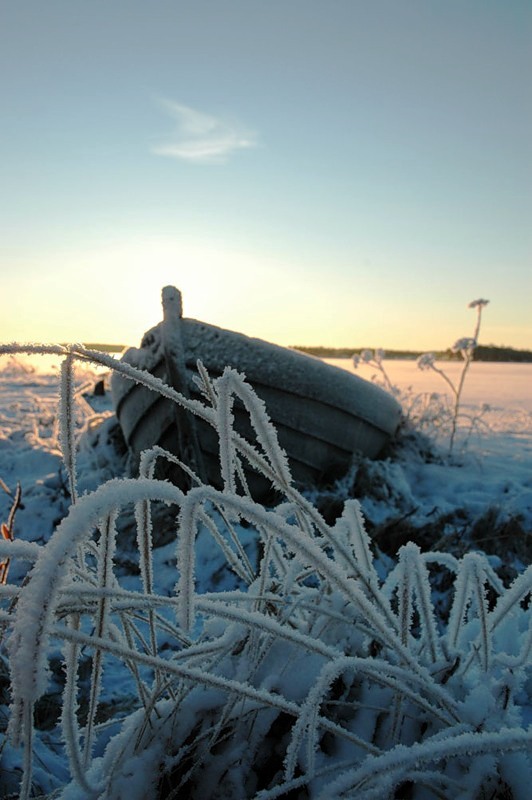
[153,99,257,164]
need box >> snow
[0,352,530,798]
[323,357,532,536]
[326,358,532,413]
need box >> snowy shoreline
[0,352,530,798]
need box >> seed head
[417,352,436,370]
[451,337,476,354]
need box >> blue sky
[1,0,531,350]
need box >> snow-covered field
[0,351,530,798]
[325,358,532,413]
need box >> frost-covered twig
[2,330,530,800]
[417,299,489,451]
[353,348,396,395]
[58,354,78,503]
[317,727,531,799]
[0,481,22,585]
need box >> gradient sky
[1,0,531,350]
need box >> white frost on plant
[417,352,436,370]
[452,337,477,355]
[353,349,375,368]
[0,338,530,800]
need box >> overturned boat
[111,287,402,495]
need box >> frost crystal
[353,349,378,369]
[417,353,436,370]
[451,337,476,354]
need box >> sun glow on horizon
[1,236,530,353]
[1,2,530,356]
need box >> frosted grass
[0,342,530,799]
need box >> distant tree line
[293,345,532,363]
[66,342,532,362]
[471,345,532,362]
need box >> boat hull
[111,316,402,495]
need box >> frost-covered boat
[111,286,402,495]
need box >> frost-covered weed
[0,342,530,799]
[0,480,21,586]
[355,300,492,453]
[416,299,490,451]
[353,348,397,397]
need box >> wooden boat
[111,287,402,496]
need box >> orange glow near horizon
[1,239,530,353]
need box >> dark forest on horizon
[292,344,532,363]
[79,343,532,362]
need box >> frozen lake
[1,350,531,413]
[324,358,532,413]
[1,345,531,799]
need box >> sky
[1,0,531,351]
